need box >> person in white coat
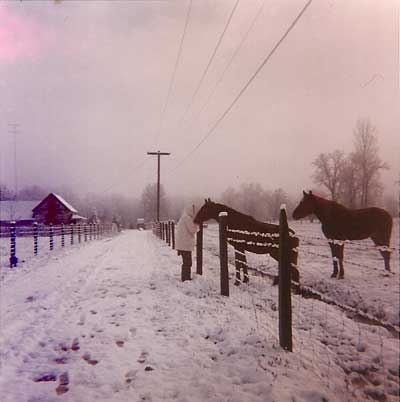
[175,204,199,281]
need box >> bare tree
[339,155,359,208]
[268,188,290,222]
[18,185,48,201]
[312,150,346,201]
[0,184,15,201]
[220,187,240,210]
[141,183,169,222]
[352,119,388,207]
[237,182,268,220]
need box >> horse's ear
[207,198,211,203]
[309,190,312,195]
[303,190,307,196]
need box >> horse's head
[194,198,220,224]
[292,191,316,220]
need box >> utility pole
[9,123,19,220]
[147,151,170,221]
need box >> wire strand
[170,0,313,173]
[182,0,266,134]
[154,0,193,146]
[175,0,240,129]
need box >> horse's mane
[214,202,258,222]
[312,194,349,212]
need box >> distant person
[175,204,199,281]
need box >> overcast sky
[0,0,398,201]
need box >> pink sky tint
[0,3,54,63]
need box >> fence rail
[1,221,116,268]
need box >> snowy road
[0,230,398,402]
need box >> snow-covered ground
[0,225,399,402]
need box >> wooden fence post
[34,222,39,256]
[49,223,54,251]
[70,224,74,245]
[196,223,203,275]
[78,224,81,243]
[279,205,293,352]
[166,221,171,246]
[61,223,65,247]
[9,221,18,268]
[171,221,175,249]
[219,212,229,297]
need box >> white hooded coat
[175,204,199,252]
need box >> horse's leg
[329,242,339,278]
[372,240,391,272]
[337,244,345,279]
[380,248,391,272]
[234,249,242,286]
[242,252,249,284]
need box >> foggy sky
[0,0,399,201]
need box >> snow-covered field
[0,224,399,402]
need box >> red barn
[32,193,86,225]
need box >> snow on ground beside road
[0,228,399,402]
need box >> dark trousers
[178,250,192,281]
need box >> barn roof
[32,193,78,213]
[51,193,78,213]
[72,214,87,220]
[0,201,38,221]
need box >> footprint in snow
[33,372,57,382]
[137,351,148,364]
[53,356,68,365]
[77,314,86,326]
[116,340,124,348]
[82,352,99,365]
[55,372,69,395]
[125,369,137,385]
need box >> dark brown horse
[292,191,393,278]
[194,199,299,285]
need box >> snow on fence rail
[0,221,117,268]
[153,215,399,401]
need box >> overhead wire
[99,1,193,195]
[175,0,241,129]
[169,0,313,174]
[154,0,193,147]
[182,0,266,134]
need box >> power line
[170,0,313,173]
[176,0,240,129]
[154,0,193,147]
[182,0,266,134]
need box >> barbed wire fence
[153,211,399,401]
